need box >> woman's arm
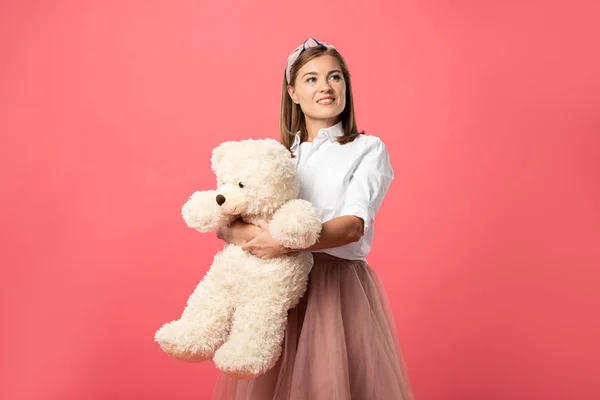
[216,219,262,245]
[241,215,363,259]
[295,215,363,252]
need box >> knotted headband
[285,38,336,84]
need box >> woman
[212,38,413,400]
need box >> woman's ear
[287,86,299,104]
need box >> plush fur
[155,138,321,379]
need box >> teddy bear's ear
[210,141,237,171]
[263,138,293,159]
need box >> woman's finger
[257,220,269,231]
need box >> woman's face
[288,55,347,126]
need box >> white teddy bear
[155,138,322,379]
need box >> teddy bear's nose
[216,194,226,206]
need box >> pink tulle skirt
[212,253,414,400]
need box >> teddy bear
[154,138,322,379]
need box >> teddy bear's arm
[182,190,236,232]
[269,199,322,249]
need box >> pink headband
[285,38,336,84]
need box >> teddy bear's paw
[155,320,226,362]
[212,339,281,379]
[269,199,322,249]
[156,342,212,363]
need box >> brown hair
[279,46,364,150]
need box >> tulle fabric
[212,253,414,400]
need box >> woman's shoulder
[350,134,389,154]
[350,132,385,145]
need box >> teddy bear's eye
[239,182,245,188]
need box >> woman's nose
[319,83,332,92]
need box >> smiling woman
[213,38,414,400]
[279,38,363,149]
[287,58,346,129]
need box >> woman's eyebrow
[302,70,342,78]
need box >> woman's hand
[217,219,262,245]
[241,221,290,260]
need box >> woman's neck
[305,117,340,142]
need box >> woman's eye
[239,182,244,188]
[330,74,342,81]
[306,77,316,83]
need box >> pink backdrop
[1,1,599,399]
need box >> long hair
[279,46,364,150]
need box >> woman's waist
[310,251,366,265]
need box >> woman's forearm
[216,219,262,245]
[294,216,364,252]
[219,215,363,252]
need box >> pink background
[1,1,599,399]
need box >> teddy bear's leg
[155,247,241,362]
[212,277,306,380]
[155,275,233,362]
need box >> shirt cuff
[340,203,373,232]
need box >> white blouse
[291,121,394,261]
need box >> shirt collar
[290,134,301,153]
[320,121,344,141]
[290,121,344,153]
